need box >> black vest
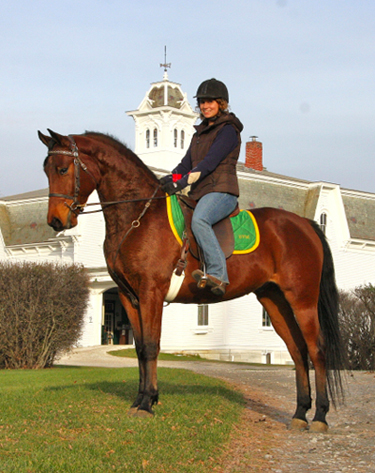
[189,113,243,201]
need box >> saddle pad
[166,195,260,255]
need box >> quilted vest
[189,112,243,201]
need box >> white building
[1,72,375,364]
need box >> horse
[39,129,345,432]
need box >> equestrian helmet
[195,78,229,102]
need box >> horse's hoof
[128,407,154,418]
[135,408,154,418]
[310,421,329,433]
[289,418,308,431]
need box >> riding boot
[192,269,227,296]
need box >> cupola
[126,64,198,171]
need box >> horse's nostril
[49,217,64,232]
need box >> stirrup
[192,269,207,289]
[192,269,227,295]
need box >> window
[174,129,178,148]
[262,308,272,328]
[198,304,208,326]
[320,213,327,235]
[181,130,185,149]
[153,128,158,147]
[145,129,150,149]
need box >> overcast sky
[1,0,374,197]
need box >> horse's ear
[38,129,71,150]
[47,129,65,146]
[38,130,53,147]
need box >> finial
[160,45,171,79]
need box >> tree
[0,261,90,369]
[339,284,375,371]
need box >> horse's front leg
[119,292,163,417]
[134,342,159,414]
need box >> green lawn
[109,348,204,362]
[0,367,244,472]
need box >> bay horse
[39,129,345,432]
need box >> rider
[160,78,243,295]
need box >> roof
[236,163,319,218]
[127,74,197,119]
[342,193,375,241]
[1,165,375,246]
[0,189,57,245]
[1,188,49,202]
[148,83,184,109]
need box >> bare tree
[339,285,375,371]
[0,261,90,369]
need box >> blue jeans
[191,192,238,284]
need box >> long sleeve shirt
[172,124,238,189]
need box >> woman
[161,78,243,295]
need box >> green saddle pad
[166,195,260,255]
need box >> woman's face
[199,99,220,121]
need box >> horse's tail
[310,220,346,406]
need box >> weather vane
[160,46,171,72]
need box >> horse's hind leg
[292,306,330,432]
[256,285,312,430]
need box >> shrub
[339,284,375,371]
[0,261,90,369]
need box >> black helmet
[195,78,229,102]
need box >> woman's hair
[196,98,230,120]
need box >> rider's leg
[191,192,237,284]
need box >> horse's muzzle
[49,216,69,232]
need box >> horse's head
[39,129,99,232]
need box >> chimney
[245,136,263,171]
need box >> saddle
[177,195,240,260]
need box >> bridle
[47,135,96,216]
[46,135,166,215]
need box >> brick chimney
[245,136,263,171]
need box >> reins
[78,195,167,214]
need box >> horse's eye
[59,168,68,175]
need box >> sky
[1,0,375,197]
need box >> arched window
[174,129,178,148]
[145,129,150,149]
[153,128,158,147]
[181,130,185,149]
[320,213,327,235]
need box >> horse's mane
[83,131,159,182]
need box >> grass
[109,348,203,362]
[0,366,244,473]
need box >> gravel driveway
[57,347,375,472]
